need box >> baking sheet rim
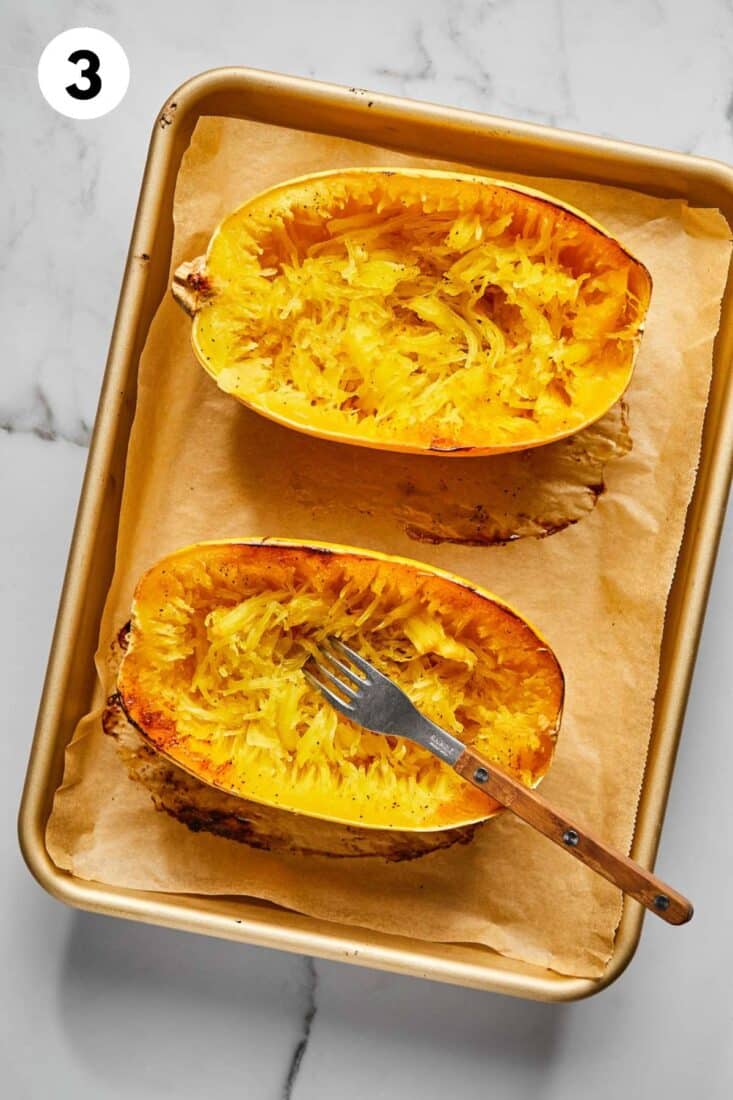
[18,66,733,1002]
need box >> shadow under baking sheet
[57,910,566,1095]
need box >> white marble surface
[3,1,733,1096]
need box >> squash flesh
[118,542,564,831]
[189,170,651,454]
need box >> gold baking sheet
[19,68,733,1001]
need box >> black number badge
[65,49,102,101]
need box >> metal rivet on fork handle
[473,767,489,783]
[654,894,670,911]
[563,829,580,847]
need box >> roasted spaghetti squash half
[117,540,564,836]
[173,168,651,455]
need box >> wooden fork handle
[454,747,693,925]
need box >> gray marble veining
[283,958,319,1100]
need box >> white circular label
[38,28,129,120]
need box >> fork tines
[303,636,370,717]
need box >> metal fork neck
[404,714,465,765]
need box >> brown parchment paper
[46,117,732,979]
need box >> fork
[304,636,693,925]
